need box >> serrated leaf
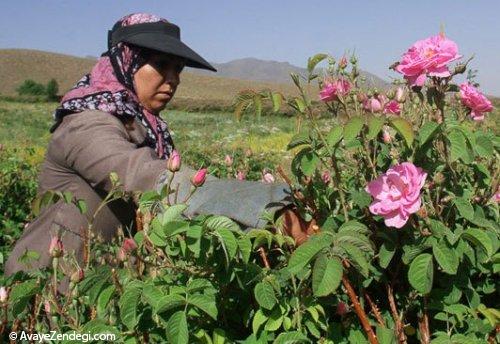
[254,282,277,310]
[307,53,328,73]
[432,240,458,275]
[343,116,365,142]
[252,309,268,333]
[188,294,218,320]
[119,281,143,330]
[342,243,369,277]
[97,285,115,318]
[287,132,310,150]
[215,228,238,264]
[155,294,186,314]
[238,236,252,264]
[448,129,472,163]
[408,253,433,294]
[166,311,189,344]
[338,220,370,235]
[162,204,187,224]
[474,133,494,157]
[287,232,334,274]
[453,197,474,221]
[379,242,396,269]
[300,150,320,176]
[273,331,310,344]
[367,115,385,140]
[204,215,240,232]
[418,121,440,146]
[462,228,493,257]
[390,117,414,147]
[312,256,343,296]
[327,126,343,147]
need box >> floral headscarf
[51,13,175,159]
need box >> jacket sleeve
[50,110,291,228]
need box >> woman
[5,13,313,279]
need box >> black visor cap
[109,22,216,72]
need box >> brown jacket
[5,110,290,276]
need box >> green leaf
[342,243,370,277]
[343,116,365,142]
[254,281,277,310]
[474,133,494,157]
[155,294,186,314]
[378,242,396,269]
[271,92,283,113]
[9,279,40,315]
[265,306,285,331]
[307,53,328,73]
[389,117,414,147]
[215,228,238,264]
[432,240,459,275]
[82,319,121,338]
[462,228,493,257]
[252,309,268,333]
[188,294,218,320]
[408,253,434,294]
[166,311,189,344]
[312,256,343,296]
[97,285,115,318]
[376,325,396,344]
[327,126,343,147]
[164,221,190,237]
[366,115,385,140]
[238,236,252,264]
[418,121,440,146]
[119,281,143,330]
[300,150,320,176]
[338,220,370,235]
[162,204,187,224]
[287,232,334,274]
[76,199,88,214]
[287,132,310,150]
[448,129,472,163]
[204,215,240,232]
[453,197,474,221]
[273,331,310,344]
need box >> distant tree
[16,79,46,96]
[45,78,59,101]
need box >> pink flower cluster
[396,33,461,87]
[365,162,427,228]
[319,79,351,102]
[459,82,493,121]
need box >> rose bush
[0,33,498,344]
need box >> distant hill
[190,57,389,89]
[0,49,301,103]
[0,49,389,105]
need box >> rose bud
[357,92,368,103]
[338,56,348,69]
[70,269,85,283]
[122,238,138,253]
[117,247,126,262]
[396,87,406,103]
[336,302,349,316]
[167,150,181,172]
[49,235,64,258]
[224,155,233,167]
[44,300,52,315]
[262,172,275,184]
[322,170,331,184]
[236,170,246,180]
[0,287,8,303]
[191,168,208,187]
[382,127,392,143]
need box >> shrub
[45,79,59,101]
[16,79,46,97]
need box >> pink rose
[122,238,138,253]
[395,33,461,87]
[319,78,351,102]
[383,100,401,115]
[365,162,427,228]
[192,168,208,187]
[459,82,493,121]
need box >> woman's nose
[164,69,180,87]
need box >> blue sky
[1,0,499,95]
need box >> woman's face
[134,53,185,114]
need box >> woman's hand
[279,207,318,246]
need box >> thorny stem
[258,247,271,269]
[418,296,430,344]
[386,283,407,344]
[342,274,378,344]
[363,290,385,327]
